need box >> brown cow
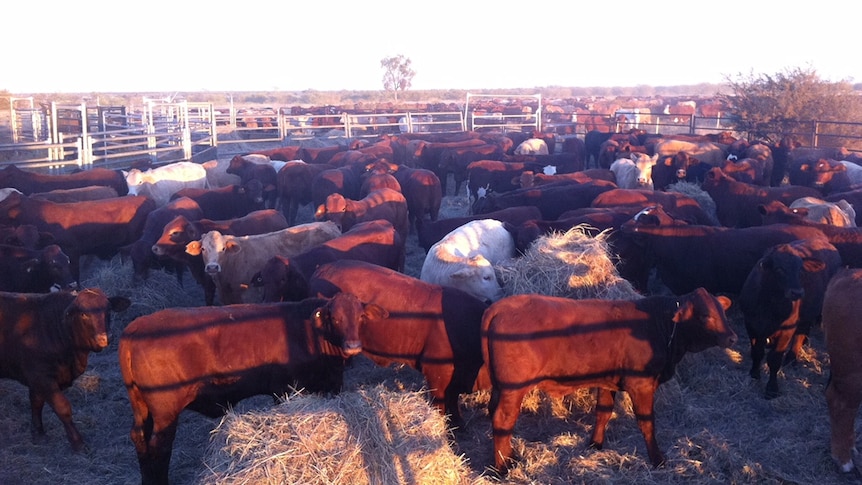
[29,185,120,203]
[823,268,862,473]
[119,293,383,485]
[483,289,736,472]
[740,238,842,398]
[0,165,129,196]
[314,188,409,240]
[0,243,76,293]
[391,165,442,232]
[0,289,130,451]
[590,188,718,226]
[307,259,489,428]
[0,192,156,284]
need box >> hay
[667,180,719,224]
[497,225,642,300]
[199,386,476,485]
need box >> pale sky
[4,1,856,94]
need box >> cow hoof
[588,440,604,451]
[764,389,781,400]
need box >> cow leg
[826,373,862,473]
[765,330,795,399]
[589,388,617,450]
[137,414,180,485]
[33,387,85,451]
[28,389,47,438]
[629,384,665,467]
[783,329,810,367]
[491,387,529,474]
[749,337,766,380]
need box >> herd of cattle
[2,125,862,483]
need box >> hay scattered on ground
[497,225,642,300]
[199,386,476,485]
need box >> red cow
[0,243,76,292]
[252,145,302,162]
[0,165,128,196]
[315,188,409,240]
[0,193,156,284]
[465,160,547,202]
[170,183,265,220]
[252,219,405,302]
[483,289,736,472]
[391,165,442,232]
[275,161,336,226]
[0,223,51,248]
[30,185,120,203]
[740,238,842,398]
[438,144,505,196]
[758,200,862,268]
[472,179,616,220]
[823,268,862,473]
[702,167,821,227]
[1,289,130,451]
[621,214,829,295]
[226,155,279,208]
[307,259,489,428]
[310,163,366,209]
[299,145,348,164]
[119,293,382,485]
[590,188,718,226]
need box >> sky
[4,1,857,94]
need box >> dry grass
[0,190,857,485]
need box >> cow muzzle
[152,244,165,256]
[343,340,363,357]
[95,333,109,350]
[205,263,221,274]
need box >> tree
[718,67,862,146]
[380,55,415,102]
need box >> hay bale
[667,180,718,223]
[497,225,641,300]
[199,386,474,485]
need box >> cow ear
[716,295,732,312]
[109,296,132,312]
[314,205,326,219]
[363,302,389,321]
[225,241,242,254]
[185,240,202,256]
[802,258,827,274]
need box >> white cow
[609,153,657,189]
[420,219,515,303]
[201,159,242,188]
[514,138,549,155]
[838,160,862,185]
[0,187,23,203]
[185,221,341,305]
[790,196,857,227]
[124,161,208,206]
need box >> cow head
[312,292,388,357]
[153,216,196,256]
[186,231,238,274]
[672,287,736,352]
[251,255,309,303]
[447,255,506,304]
[66,288,131,352]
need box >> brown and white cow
[119,293,382,485]
[823,268,862,473]
[0,289,130,451]
[185,221,341,304]
[482,289,736,472]
[314,188,409,240]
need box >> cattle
[702,167,822,228]
[0,243,76,292]
[789,196,857,227]
[465,160,547,202]
[308,259,489,428]
[720,157,770,186]
[274,160,335,226]
[185,221,341,304]
[472,179,617,220]
[438,144,505,196]
[170,183,265,220]
[252,145,303,162]
[310,163,366,209]
[809,159,862,195]
[0,165,128,196]
[609,154,656,190]
[590,188,718,226]
[823,268,862,473]
[517,168,615,188]
[0,192,156,284]
[417,205,542,254]
[1,289,130,451]
[119,293,380,485]
[505,152,586,174]
[0,187,24,202]
[389,165,442,232]
[482,289,736,472]
[513,138,549,155]
[407,138,488,193]
[651,151,713,190]
[152,209,289,305]
[226,154,279,208]
[620,215,829,295]
[560,136,587,165]
[420,219,515,303]
[359,169,402,197]
[124,161,208,207]
[252,219,405,302]
[0,223,52,248]
[122,197,204,283]
[314,188,409,240]
[740,238,842,398]
[826,188,862,226]
[653,139,728,167]
[200,159,242,188]
[29,185,120,203]
[758,200,862,268]
[299,144,348,164]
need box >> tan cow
[185,221,341,304]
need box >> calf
[420,219,516,303]
[226,154,279,208]
[1,289,130,451]
[314,188,409,240]
[823,268,862,473]
[740,238,842,398]
[185,221,341,304]
[308,259,489,428]
[0,243,76,293]
[252,220,406,302]
[119,293,381,485]
[483,289,736,472]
